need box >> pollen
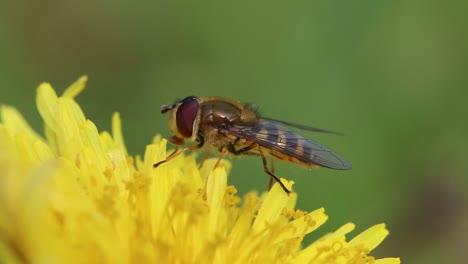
[0,76,400,264]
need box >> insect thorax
[199,124,236,151]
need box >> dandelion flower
[0,77,400,263]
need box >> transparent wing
[227,121,351,170]
[260,117,344,135]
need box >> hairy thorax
[200,124,238,151]
[197,98,256,152]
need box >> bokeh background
[1,1,467,263]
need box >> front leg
[153,137,205,168]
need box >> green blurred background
[1,1,467,263]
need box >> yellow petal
[80,120,110,172]
[252,180,292,232]
[206,166,228,238]
[0,106,43,144]
[36,82,60,132]
[62,75,88,98]
[273,207,328,244]
[111,112,128,155]
[349,223,389,251]
[376,257,401,264]
[0,77,399,263]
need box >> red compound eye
[176,96,199,137]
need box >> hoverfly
[154,96,351,193]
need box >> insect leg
[226,142,257,155]
[224,143,290,193]
[213,142,257,170]
[268,158,275,190]
[271,158,275,173]
[257,147,291,194]
[153,138,204,168]
[214,147,228,168]
[198,150,211,169]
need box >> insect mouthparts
[161,104,174,114]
